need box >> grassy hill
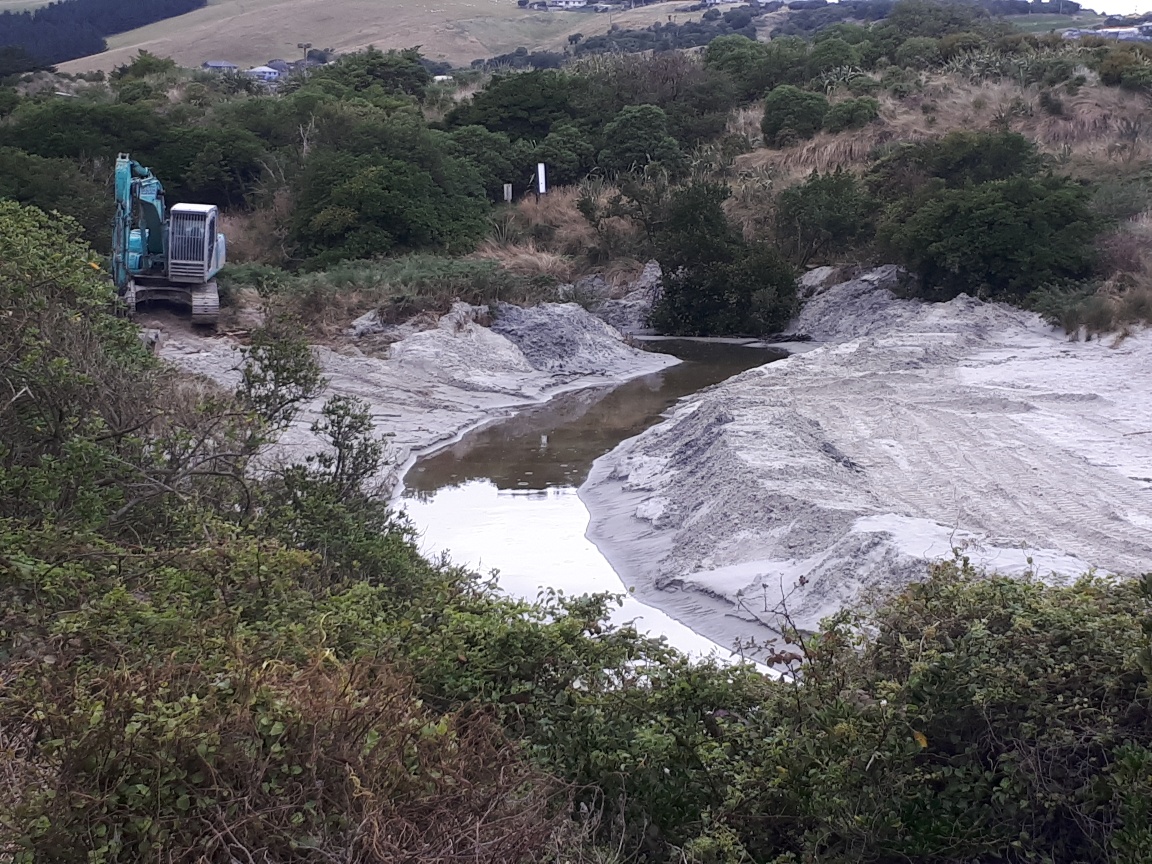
[56,0,706,73]
[1002,11,1106,31]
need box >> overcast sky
[1083,0,1148,14]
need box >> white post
[536,162,548,196]
[503,183,513,203]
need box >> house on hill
[245,65,281,81]
[201,60,238,72]
[547,0,588,8]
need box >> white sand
[580,269,1152,650]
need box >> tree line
[0,0,205,69]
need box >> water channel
[399,340,786,659]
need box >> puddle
[400,340,785,660]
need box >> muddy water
[400,341,785,660]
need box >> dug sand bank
[581,269,1152,650]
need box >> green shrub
[761,84,830,147]
[846,74,881,96]
[822,96,880,132]
[650,181,798,335]
[692,562,1152,863]
[805,36,862,79]
[885,175,1098,301]
[894,35,942,69]
[866,131,1041,202]
[775,168,874,265]
[938,30,985,59]
[653,241,798,336]
[597,104,685,175]
[1030,281,1152,336]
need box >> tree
[761,84,829,147]
[597,104,684,175]
[308,47,432,100]
[445,70,575,141]
[0,147,109,248]
[110,49,177,80]
[886,176,1097,301]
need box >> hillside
[57,0,706,73]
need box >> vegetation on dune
[3,0,1152,335]
[4,195,1152,863]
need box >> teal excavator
[112,153,225,328]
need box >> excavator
[111,153,225,328]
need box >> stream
[399,340,786,659]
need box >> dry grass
[735,76,1152,186]
[727,103,766,150]
[472,239,576,282]
[219,189,294,267]
[57,0,703,74]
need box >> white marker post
[536,162,548,197]
[503,183,513,203]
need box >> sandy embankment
[581,267,1152,652]
[154,301,678,491]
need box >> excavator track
[189,281,220,328]
[125,278,220,330]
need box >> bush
[692,562,1152,863]
[775,168,874,264]
[886,175,1098,301]
[822,95,879,132]
[938,30,985,59]
[653,241,798,335]
[846,74,881,95]
[275,255,558,328]
[650,181,798,335]
[761,84,829,147]
[805,36,861,78]
[597,104,685,175]
[866,131,1041,203]
[894,35,941,69]
[289,147,489,266]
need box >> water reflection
[399,340,785,662]
[405,340,785,495]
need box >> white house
[244,65,281,82]
[201,60,238,72]
[547,0,588,8]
